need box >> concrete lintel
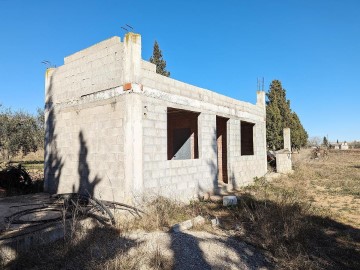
[141,86,265,122]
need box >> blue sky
[0,0,359,142]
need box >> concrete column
[262,122,267,173]
[283,128,291,151]
[123,32,142,84]
[123,94,143,203]
[256,91,265,108]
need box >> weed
[149,245,173,270]
[120,196,198,232]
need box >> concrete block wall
[48,36,124,104]
[140,89,266,200]
[141,68,265,119]
[229,120,267,187]
[45,34,139,202]
[139,56,267,195]
[276,151,292,173]
[140,95,217,201]
[45,96,126,201]
[276,128,293,173]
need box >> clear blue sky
[0,0,359,142]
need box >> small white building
[44,33,267,203]
[340,142,349,150]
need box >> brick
[123,82,132,91]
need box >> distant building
[340,142,349,150]
[330,142,348,150]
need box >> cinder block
[223,196,238,206]
[172,219,193,232]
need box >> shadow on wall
[230,171,238,191]
[45,73,101,197]
[75,131,101,197]
[198,126,239,197]
[197,129,219,198]
[209,127,219,195]
[44,74,64,194]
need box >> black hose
[4,193,145,229]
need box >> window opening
[167,108,199,160]
[241,121,255,155]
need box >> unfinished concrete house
[44,33,267,203]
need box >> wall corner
[45,68,56,104]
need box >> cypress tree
[290,112,308,149]
[322,136,328,147]
[266,80,308,150]
[150,41,170,77]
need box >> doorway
[216,116,229,184]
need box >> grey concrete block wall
[48,36,124,104]
[44,96,127,202]
[140,96,218,201]
[276,152,292,173]
[138,89,266,200]
[45,32,268,203]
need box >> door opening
[216,116,229,184]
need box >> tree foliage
[308,136,322,147]
[150,40,170,77]
[0,106,44,161]
[322,136,328,147]
[266,80,308,150]
[35,107,45,147]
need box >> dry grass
[115,196,207,233]
[216,149,360,269]
[285,149,360,227]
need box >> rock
[203,192,210,201]
[211,218,219,227]
[172,219,193,233]
[223,196,238,206]
[172,215,205,232]
[192,215,205,226]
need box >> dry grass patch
[115,196,208,233]
[282,149,360,227]
[226,150,360,269]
